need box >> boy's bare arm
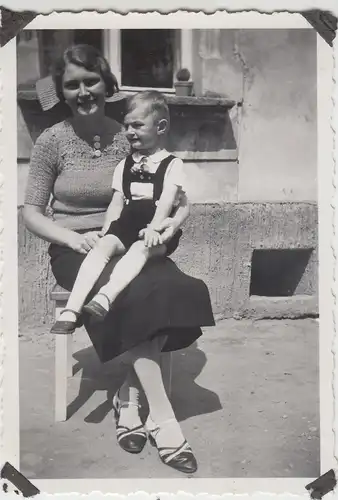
[147,184,179,229]
[101,191,125,234]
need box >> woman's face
[62,63,106,117]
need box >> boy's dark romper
[106,153,182,255]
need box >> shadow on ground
[68,341,221,423]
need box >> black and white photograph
[0,8,335,494]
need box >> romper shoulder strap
[122,154,135,200]
[153,154,176,202]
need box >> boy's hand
[139,227,163,247]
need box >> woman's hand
[151,218,177,244]
[139,227,163,248]
[83,230,104,248]
[67,231,103,254]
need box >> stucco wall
[194,29,317,202]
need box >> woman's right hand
[66,231,102,254]
[151,218,177,244]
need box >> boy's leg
[92,241,166,311]
[59,235,125,322]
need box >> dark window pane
[121,29,175,88]
[39,30,103,77]
[39,30,74,77]
[73,30,103,51]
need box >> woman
[24,44,215,474]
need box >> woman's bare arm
[156,191,190,238]
[23,205,90,254]
[170,191,190,232]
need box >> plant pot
[174,81,194,97]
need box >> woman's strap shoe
[148,420,198,474]
[155,440,198,474]
[112,391,147,454]
[50,309,81,335]
[83,293,111,320]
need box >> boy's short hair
[125,90,170,125]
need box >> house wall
[192,28,317,203]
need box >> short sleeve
[111,158,125,193]
[164,157,187,192]
[24,127,58,207]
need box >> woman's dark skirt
[48,241,215,363]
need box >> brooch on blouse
[92,135,102,158]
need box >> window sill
[117,92,236,108]
[119,86,176,94]
[170,149,238,161]
[166,95,236,109]
[17,83,38,101]
[17,84,236,110]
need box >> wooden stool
[50,284,173,422]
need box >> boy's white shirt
[112,149,187,202]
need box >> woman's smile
[62,62,106,118]
[76,96,99,115]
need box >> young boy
[51,90,189,334]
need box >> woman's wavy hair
[53,44,119,101]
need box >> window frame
[103,29,193,94]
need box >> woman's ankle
[149,417,185,447]
[118,383,140,406]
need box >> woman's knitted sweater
[25,119,130,230]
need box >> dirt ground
[19,318,319,479]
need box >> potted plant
[174,68,194,97]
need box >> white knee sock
[64,237,118,315]
[98,243,149,306]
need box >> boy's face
[124,103,166,153]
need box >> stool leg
[54,304,73,422]
[161,352,172,397]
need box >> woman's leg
[58,235,125,322]
[91,241,166,311]
[128,336,186,449]
[128,337,197,473]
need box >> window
[17,29,104,86]
[39,30,103,78]
[105,29,193,93]
[16,29,193,92]
[121,30,176,88]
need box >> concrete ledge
[241,295,318,320]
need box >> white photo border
[0,10,335,496]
